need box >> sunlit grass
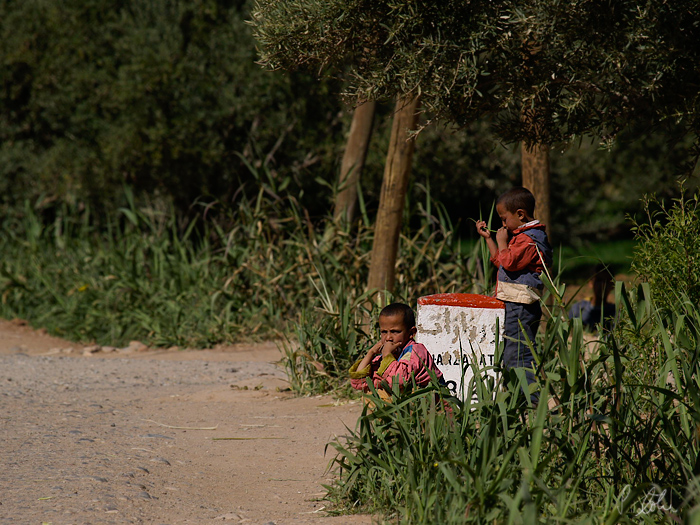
[325,283,700,523]
[0,197,238,346]
[0,171,480,352]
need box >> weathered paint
[417,293,504,402]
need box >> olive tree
[254,0,700,141]
[252,0,700,291]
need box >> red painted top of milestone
[418,293,504,309]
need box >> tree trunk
[333,101,376,225]
[521,142,551,240]
[366,96,420,303]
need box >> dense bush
[0,0,344,217]
[1,0,698,244]
[631,190,700,312]
[549,131,699,241]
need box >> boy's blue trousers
[504,301,541,404]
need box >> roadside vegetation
[3,175,699,523]
[325,283,700,523]
[0,170,473,349]
[322,192,700,523]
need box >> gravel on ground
[0,319,373,524]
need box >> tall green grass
[315,188,700,522]
[0,195,234,346]
[0,168,480,350]
[325,282,700,523]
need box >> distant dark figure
[568,264,616,331]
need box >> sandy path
[0,320,373,524]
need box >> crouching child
[349,303,443,398]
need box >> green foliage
[631,190,700,312]
[282,285,375,396]
[550,130,700,241]
[0,198,227,346]
[0,167,481,350]
[280,183,482,394]
[2,0,698,246]
[0,170,324,345]
[252,0,700,242]
[0,0,343,217]
[300,214,700,520]
[253,0,700,145]
[325,282,700,523]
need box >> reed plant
[0,194,232,346]
[324,277,700,523]
[0,163,481,354]
[1,173,336,346]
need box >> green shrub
[631,190,700,313]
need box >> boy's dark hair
[497,187,536,217]
[379,303,416,329]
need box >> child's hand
[475,220,491,239]
[367,339,384,359]
[496,226,509,245]
[355,336,386,373]
[381,340,403,359]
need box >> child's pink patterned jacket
[349,340,443,392]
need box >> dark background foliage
[1,0,698,243]
[0,0,345,218]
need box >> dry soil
[0,319,374,525]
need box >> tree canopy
[253,0,700,145]
[0,0,696,243]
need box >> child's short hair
[379,303,416,329]
[497,187,536,216]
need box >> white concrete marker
[417,293,504,402]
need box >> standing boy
[475,187,553,403]
[349,303,443,394]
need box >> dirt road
[0,319,373,524]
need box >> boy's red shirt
[490,221,548,274]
